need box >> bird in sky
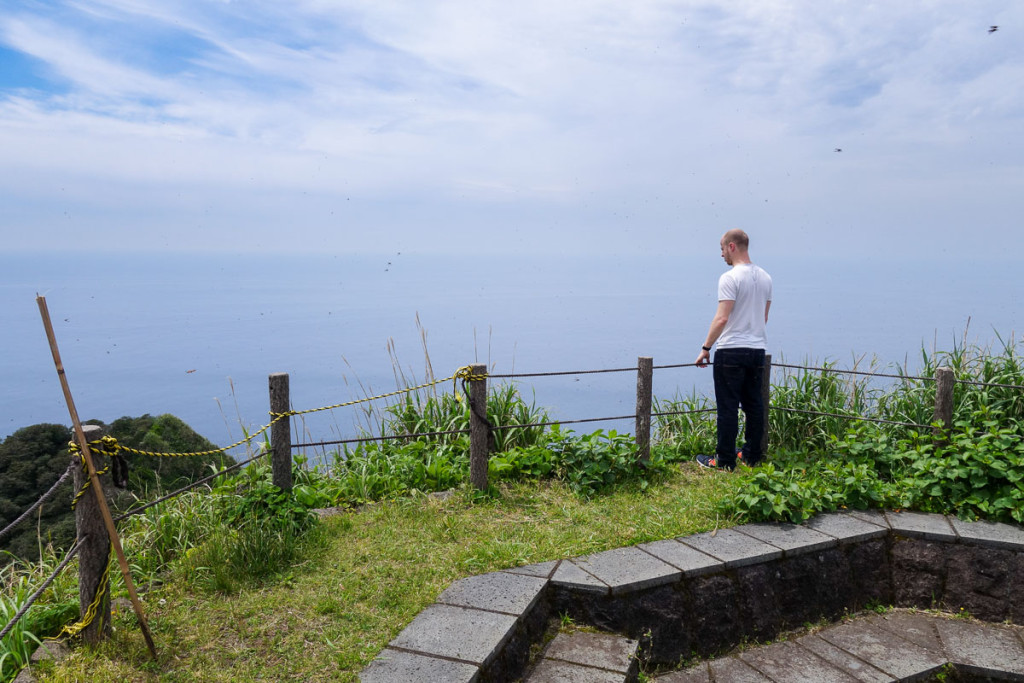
[989,25,999,33]
[834,148,843,153]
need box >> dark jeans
[713,347,766,467]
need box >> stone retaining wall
[360,510,1024,682]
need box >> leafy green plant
[547,427,646,496]
[0,580,41,683]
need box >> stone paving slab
[846,509,891,529]
[637,539,723,577]
[935,617,1024,677]
[864,612,943,653]
[816,619,947,680]
[656,664,710,682]
[708,656,773,681]
[950,517,1024,551]
[360,648,481,683]
[387,603,518,666]
[884,510,958,542]
[551,559,610,594]
[735,522,838,557]
[742,639,862,683]
[437,570,547,616]
[805,511,889,544]
[543,631,638,674]
[526,658,625,683]
[678,527,783,569]
[503,559,561,579]
[794,633,894,682]
[571,546,680,595]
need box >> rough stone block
[734,521,837,557]
[885,510,957,542]
[817,619,947,680]
[678,528,782,569]
[618,583,689,665]
[936,617,1024,678]
[1012,553,1024,624]
[944,545,1013,622]
[845,538,892,608]
[735,563,782,641]
[388,603,518,667]
[891,538,948,608]
[572,546,680,595]
[949,517,1024,552]
[739,639,860,682]
[360,648,480,683]
[685,573,742,656]
[806,511,888,544]
[438,570,548,617]
[637,539,722,578]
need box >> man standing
[695,229,772,471]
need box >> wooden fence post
[468,363,490,491]
[933,366,954,446]
[761,354,772,455]
[269,373,293,491]
[635,357,653,464]
[73,424,111,645]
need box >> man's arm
[765,300,771,322]
[696,299,734,367]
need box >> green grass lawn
[33,465,739,682]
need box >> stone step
[525,630,639,683]
[656,610,1024,682]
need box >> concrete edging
[360,510,1024,682]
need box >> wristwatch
[701,345,712,352]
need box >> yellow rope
[55,551,112,640]
[64,367,489,459]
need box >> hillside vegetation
[2,339,1023,682]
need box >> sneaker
[695,454,734,471]
[736,451,763,468]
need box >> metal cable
[488,367,639,379]
[772,362,935,383]
[770,406,930,429]
[1,465,74,542]
[113,449,270,523]
[0,537,84,642]
[293,428,471,450]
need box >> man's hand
[696,348,710,367]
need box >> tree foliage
[0,415,230,564]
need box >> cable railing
[5,352,1022,664]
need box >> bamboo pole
[37,296,158,659]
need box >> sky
[0,1,1021,259]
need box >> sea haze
[1,251,1016,451]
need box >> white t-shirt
[717,263,772,350]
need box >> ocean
[2,250,1017,454]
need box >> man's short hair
[722,229,749,250]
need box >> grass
[31,470,740,682]
[8,334,1024,681]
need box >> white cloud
[0,0,1021,254]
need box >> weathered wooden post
[73,424,111,645]
[635,357,653,464]
[269,373,293,491]
[468,363,490,491]
[933,366,955,446]
[760,354,772,456]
